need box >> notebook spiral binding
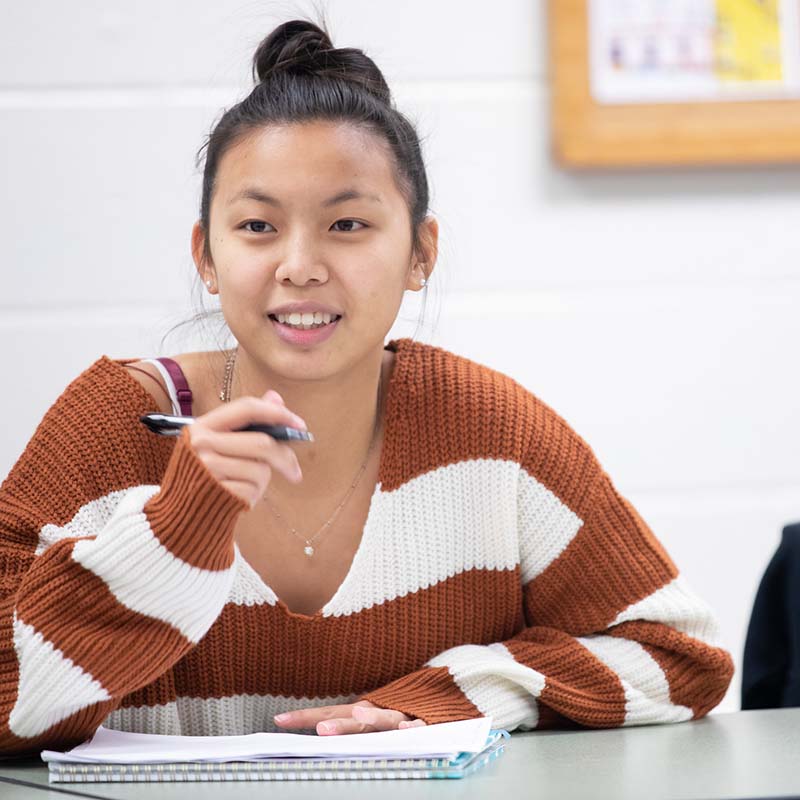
[49,730,509,782]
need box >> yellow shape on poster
[715,0,784,82]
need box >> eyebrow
[230,187,381,208]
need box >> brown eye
[331,219,366,232]
[243,221,274,233]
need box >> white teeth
[274,311,338,329]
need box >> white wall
[2,0,800,714]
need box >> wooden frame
[549,0,800,168]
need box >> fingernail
[293,416,307,429]
[319,722,335,734]
[274,713,290,723]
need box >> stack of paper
[42,717,508,782]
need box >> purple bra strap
[156,357,193,416]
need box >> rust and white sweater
[0,338,733,755]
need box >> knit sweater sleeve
[0,359,247,755]
[362,398,733,731]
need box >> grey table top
[1,708,798,800]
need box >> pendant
[304,545,314,557]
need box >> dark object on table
[742,523,800,709]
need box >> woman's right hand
[187,390,306,508]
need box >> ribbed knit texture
[0,339,733,755]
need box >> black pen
[140,413,314,442]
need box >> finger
[193,430,282,459]
[206,449,275,490]
[216,459,274,507]
[273,705,361,729]
[197,395,306,433]
[195,451,277,489]
[317,716,374,736]
[193,430,302,483]
[351,704,412,731]
[218,479,264,508]
[398,719,427,729]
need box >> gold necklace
[220,347,382,557]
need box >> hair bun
[252,20,392,105]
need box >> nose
[274,232,328,286]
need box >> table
[1,708,798,800]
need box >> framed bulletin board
[549,0,800,167]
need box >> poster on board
[589,0,800,103]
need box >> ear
[191,221,217,294]
[405,216,439,292]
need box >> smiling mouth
[268,314,343,330]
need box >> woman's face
[195,120,435,380]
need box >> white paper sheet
[41,717,493,764]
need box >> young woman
[0,20,732,755]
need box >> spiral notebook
[42,717,508,782]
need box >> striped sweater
[0,338,733,755]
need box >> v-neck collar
[255,338,412,621]
[111,337,415,622]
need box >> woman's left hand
[273,700,426,735]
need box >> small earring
[205,280,213,289]
[419,277,427,287]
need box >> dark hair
[166,16,437,351]
[196,18,430,266]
